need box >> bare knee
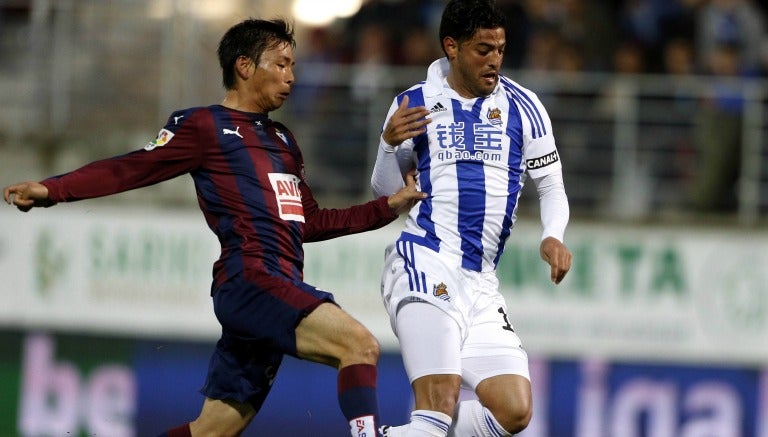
[295,304,380,368]
[477,375,532,434]
[491,400,532,434]
[338,322,380,366]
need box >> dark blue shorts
[200,270,336,409]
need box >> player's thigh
[191,397,256,436]
[460,291,531,418]
[295,302,379,367]
[460,291,529,387]
[396,302,462,383]
[397,302,463,413]
[213,271,334,355]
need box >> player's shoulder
[499,75,537,98]
[394,81,428,100]
[498,75,547,108]
[162,106,211,128]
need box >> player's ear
[235,55,254,80]
[443,37,458,61]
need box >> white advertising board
[1,207,767,365]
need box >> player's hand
[387,170,427,215]
[3,181,53,212]
[382,95,431,147]
[540,236,572,284]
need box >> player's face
[448,27,505,98]
[249,41,295,113]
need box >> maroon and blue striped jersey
[41,105,396,290]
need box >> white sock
[448,400,511,437]
[383,410,452,437]
[349,415,376,437]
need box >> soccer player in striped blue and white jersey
[4,18,425,437]
[371,1,572,436]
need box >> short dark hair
[217,18,296,89]
[438,0,506,56]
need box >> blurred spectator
[619,0,699,71]
[524,24,564,71]
[655,37,700,209]
[398,26,441,66]
[350,23,393,101]
[497,0,531,70]
[595,41,647,117]
[661,36,700,116]
[663,36,697,75]
[613,40,648,74]
[521,0,621,71]
[551,39,586,72]
[340,0,398,63]
[559,0,620,71]
[691,41,748,212]
[695,0,767,73]
[290,27,341,118]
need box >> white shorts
[381,240,529,389]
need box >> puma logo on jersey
[173,115,184,125]
[223,126,242,138]
[268,173,304,222]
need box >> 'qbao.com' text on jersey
[435,122,503,163]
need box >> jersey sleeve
[371,97,417,197]
[533,171,569,242]
[521,93,562,179]
[288,138,397,242]
[41,110,205,202]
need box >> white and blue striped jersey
[372,58,565,273]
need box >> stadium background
[1,0,768,435]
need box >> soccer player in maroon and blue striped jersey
[3,18,425,437]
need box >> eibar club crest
[433,282,450,301]
[275,129,288,144]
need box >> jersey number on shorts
[498,307,515,332]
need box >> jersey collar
[423,58,502,100]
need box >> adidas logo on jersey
[429,102,448,114]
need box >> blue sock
[338,364,379,435]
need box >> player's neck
[221,91,267,114]
[446,73,474,100]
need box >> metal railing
[287,64,768,225]
[1,0,767,225]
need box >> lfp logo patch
[268,173,304,222]
[145,128,174,151]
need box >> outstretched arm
[3,181,54,212]
[303,171,426,242]
[533,171,572,284]
[386,171,426,216]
